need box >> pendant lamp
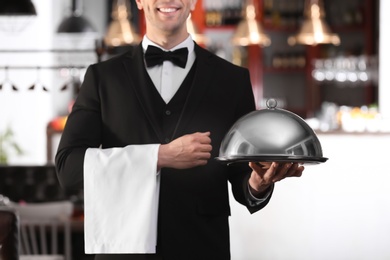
[104,0,140,47]
[186,13,208,45]
[0,0,37,32]
[231,0,271,47]
[57,0,95,33]
[288,0,340,46]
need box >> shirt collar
[142,35,194,54]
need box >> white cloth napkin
[83,144,160,254]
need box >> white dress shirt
[142,35,196,104]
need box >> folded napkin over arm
[83,144,160,254]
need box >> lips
[158,7,179,13]
[157,3,182,15]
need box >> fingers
[270,163,290,182]
[188,132,212,167]
[255,162,272,170]
[160,132,213,169]
[249,161,278,183]
[250,162,305,183]
[272,163,304,182]
[191,132,212,153]
[197,131,211,144]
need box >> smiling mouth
[158,7,180,13]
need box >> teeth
[159,8,177,13]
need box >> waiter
[55,0,304,259]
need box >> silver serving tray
[215,155,328,165]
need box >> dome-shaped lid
[216,99,328,164]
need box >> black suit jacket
[56,43,272,260]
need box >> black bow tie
[145,45,188,68]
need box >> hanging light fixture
[231,0,270,47]
[0,0,37,32]
[288,0,340,46]
[104,0,141,47]
[57,0,95,33]
[0,0,36,15]
[186,13,208,45]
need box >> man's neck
[146,28,190,50]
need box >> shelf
[192,0,377,118]
[331,25,366,33]
[263,23,367,34]
[263,24,300,32]
[263,67,306,73]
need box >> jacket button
[165,138,170,143]
[165,110,171,115]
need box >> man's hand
[248,162,304,197]
[158,132,212,170]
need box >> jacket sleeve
[55,64,102,191]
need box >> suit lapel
[122,44,165,143]
[173,44,215,138]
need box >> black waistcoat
[144,63,197,144]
